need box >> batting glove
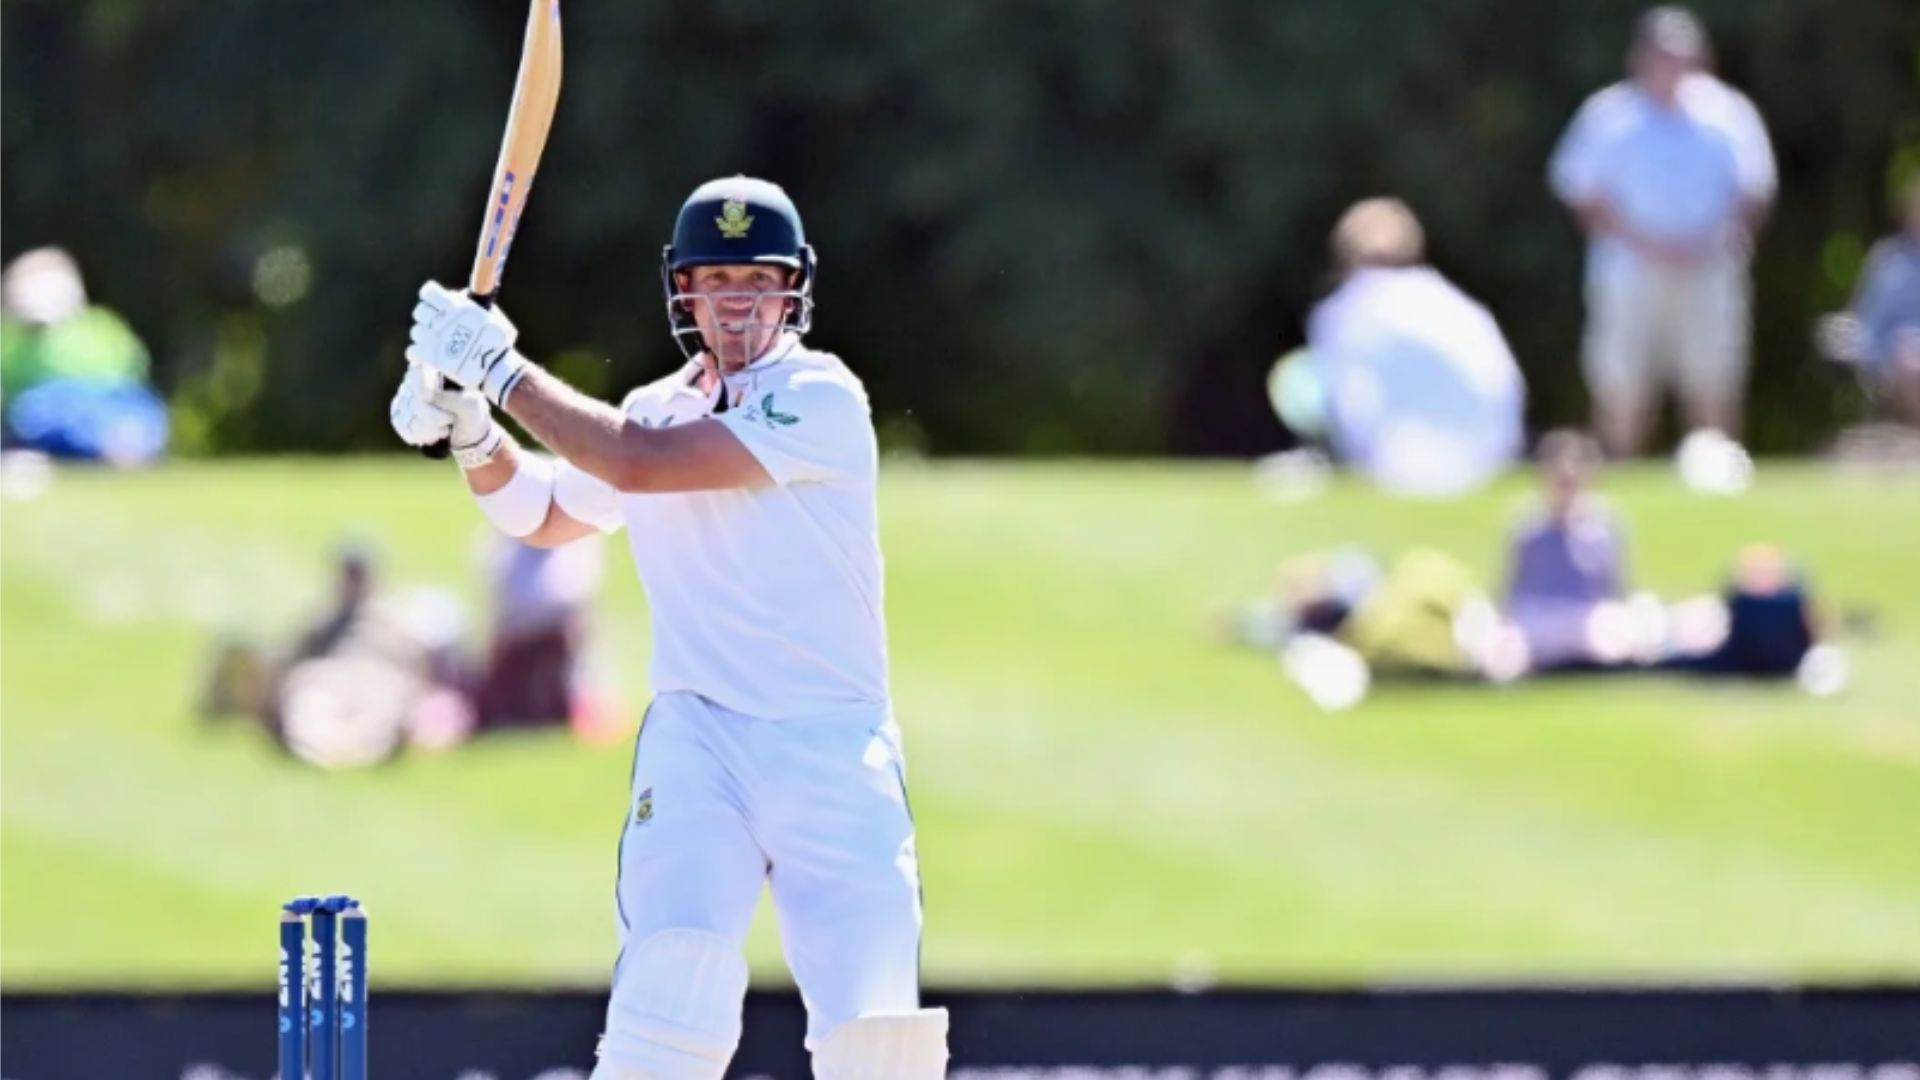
[390,364,502,465]
[406,281,532,406]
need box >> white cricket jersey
[1549,74,1775,281]
[550,336,889,720]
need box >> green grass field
[4,458,1919,989]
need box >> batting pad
[596,929,749,1080]
[811,1008,951,1080]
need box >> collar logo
[715,198,755,239]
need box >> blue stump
[278,909,307,1080]
[339,904,368,1080]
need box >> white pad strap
[598,930,748,1080]
[474,454,553,538]
[812,1009,950,1080]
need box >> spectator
[475,534,610,733]
[1817,176,1920,425]
[0,247,169,465]
[1549,6,1776,456]
[1503,430,1634,670]
[1220,545,1526,710]
[1660,544,1846,693]
[201,543,472,767]
[1299,197,1525,497]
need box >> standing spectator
[1549,6,1776,456]
[1301,197,1526,497]
[1817,176,1920,425]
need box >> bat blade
[422,0,563,460]
[470,0,564,301]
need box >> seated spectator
[1662,544,1841,687]
[1503,430,1632,670]
[1817,176,1920,426]
[475,534,616,736]
[0,247,168,465]
[1297,197,1526,497]
[202,543,472,767]
[1221,545,1524,709]
[1344,548,1507,678]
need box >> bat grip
[419,289,499,460]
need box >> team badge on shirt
[715,199,754,239]
[743,393,799,430]
[633,787,654,825]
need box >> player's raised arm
[487,361,774,494]
[395,300,774,494]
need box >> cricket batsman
[388,176,947,1079]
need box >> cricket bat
[421,0,563,459]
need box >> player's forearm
[501,364,649,491]
[496,362,769,494]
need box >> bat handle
[419,289,499,460]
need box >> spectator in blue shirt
[1819,178,1920,425]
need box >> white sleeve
[1548,92,1608,204]
[718,370,875,485]
[553,458,624,533]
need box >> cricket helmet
[660,175,816,357]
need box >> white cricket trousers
[609,690,925,1052]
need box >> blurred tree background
[3,0,1915,455]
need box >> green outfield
[3,458,1919,989]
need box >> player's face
[677,264,796,371]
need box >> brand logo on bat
[485,172,518,258]
[716,198,754,239]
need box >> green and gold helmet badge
[715,198,755,239]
